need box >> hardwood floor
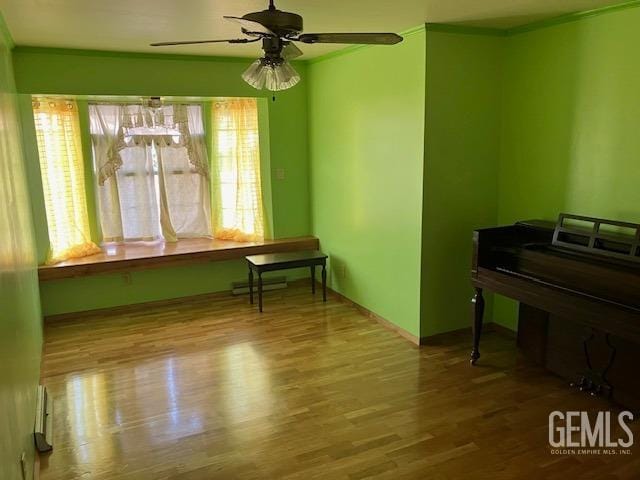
[40,285,640,479]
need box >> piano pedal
[598,383,613,399]
[571,376,595,393]
[570,376,587,390]
[570,375,612,399]
[579,380,593,393]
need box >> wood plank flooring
[40,285,640,479]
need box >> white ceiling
[0,0,624,59]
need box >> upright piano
[471,213,640,409]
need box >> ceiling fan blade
[282,42,303,60]
[150,38,256,46]
[296,33,403,45]
[223,16,275,36]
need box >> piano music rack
[552,213,640,263]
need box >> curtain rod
[28,94,256,103]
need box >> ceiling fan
[150,0,403,92]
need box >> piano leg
[471,287,485,365]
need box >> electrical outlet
[122,273,132,285]
[275,168,285,180]
[340,264,347,279]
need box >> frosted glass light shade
[242,58,300,91]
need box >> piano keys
[470,213,640,409]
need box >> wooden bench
[38,236,320,281]
[246,250,327,312]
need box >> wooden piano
[471,213,640,409]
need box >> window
[33,96,266,264]
[33,98,100,263]
[89,103,211,242]
[211,98,265,241]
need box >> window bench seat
[38,236,320,281]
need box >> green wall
[40,260,248,315]
[500,7,640,225]
[0,13,42,480]
[308,28,426,338]
[422,30,503,336]
[306,27,504,339]
[494,5,640,329]
[11,47,311,315]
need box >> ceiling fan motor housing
[243,9,303,37]
[261,37,287,64]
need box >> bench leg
[248,267,254,305]
[311,265,316,294]
[322,264,327,302]
[258,272,263,313]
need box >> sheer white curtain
[114,144,161,241]
[160,105,211,238]
[89,103,211,243]
[90,104,124,241]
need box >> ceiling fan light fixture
[242,57,300,92]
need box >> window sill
[38,236,320,281]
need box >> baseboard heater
[34,385,53,452]
[232,276,287,295]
